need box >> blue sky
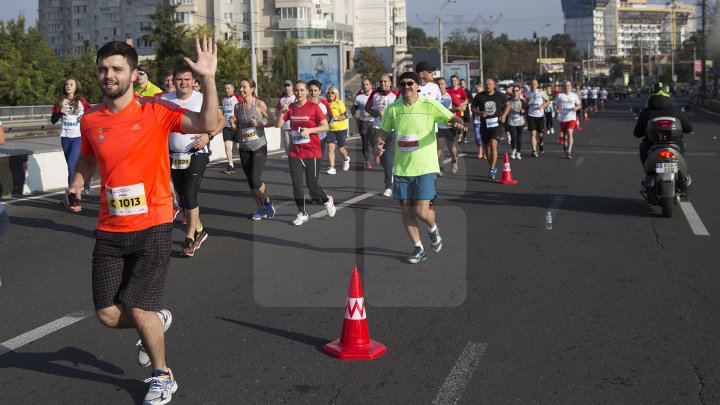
[0,0,565,41]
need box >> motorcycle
[639,116,691,217]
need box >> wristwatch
[208,133,215,140]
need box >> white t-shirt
[353,92,373,121]
[600,89,608,100]
[419,81,442,102]
[554,92,581,123]
[222,94,242,128]
[162,91,207,153]
[579,89,589,99]
[276,94,296,130]
[59,99,88,138]
[590,88,599,99]
[525,90,548,118]
[369,90,398,129]
[438,92,454,129]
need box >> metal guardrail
[0,105,56,131]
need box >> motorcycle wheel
[660,196,674,218]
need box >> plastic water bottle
[545,210,553,230]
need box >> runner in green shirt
[375,71,465,264]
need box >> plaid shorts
[91,223,172,311]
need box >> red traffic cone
[583,109,589,121]
[496,152,518,185]
[575,118,582,131]
[323,266,386,360]
[556,133,564,144]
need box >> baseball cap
[137,65,149,75]
[415,61,436,73]
[283,80,293,86]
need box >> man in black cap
[415,61,442,101]
[375,71,465,264]
[133,64,163,96]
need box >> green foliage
[271,40,298,90]
[407,26,438,48]
[353,47,386,82]
[143,4,193,84]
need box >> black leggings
[239,145,267,189]
[288,157,328,212]
[171,153,208,210]
[358,120,375,161]
[545,112,553,131]
[509,125,524,152]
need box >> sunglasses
[284,84,292,86]
[138,71,146,76]
[399,81,416,87]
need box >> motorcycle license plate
[655,163,678,173]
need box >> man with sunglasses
[375,72,465,264]
[133,65,163,97]
[471,78,510,179]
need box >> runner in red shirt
[65,36,223,405]
[276,80,336,226]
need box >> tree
[143,4,193,84]
[353,47,386,83]
[271,39,297,94]
[407,26,438,49]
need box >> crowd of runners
[45,34,614,404]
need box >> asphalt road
[1,98,719,404]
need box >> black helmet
[650,82,670,98]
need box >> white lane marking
[433,342,488,405]
[549,195,565,215]
[575,156,585,167]
[310,192,377,219]
[442,153,467,164]
[679,202,710,236]
[0,310,94,356]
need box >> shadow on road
[216,317,328,353]
[0,346,144,403]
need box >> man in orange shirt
[65,36,223,405]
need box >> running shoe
[551,128,555,134]
[325,196,336,217]
[566,152,573,159]
[143,368,178,405]
[516,153,522,160]
[172,205,182,221]
[539,143,544,155]
[382,188,393,197]
[137,310,173,368]
[83,184,92,195]
[251,207,267,221]
[181,238,195,257]
[193,229,208,250]
[429,228,443,252]
[451,160,458,174]
[342,157,350,171]
[292,212,309,226]
[532,151,539,158]
[437,168,444,177]
[488,168,496,180]
[406,246,427,264]
[365,161,372,169]
[223,165,235,174]
[511,150,517,159]
[263,201,276,219]
[326,167,337,175]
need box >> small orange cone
[324,266,386,360]
[575,118,582,131]
[583,109,589,121]
[556,133,564,144]
[496,152,518,185]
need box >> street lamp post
[535,23,551,77]
[474,13,502,87]
[436,0,457,75]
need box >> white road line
[0,310,94,356]
[679,202,710,236]
[310,192,377,219]
[575,156,585,167]
[433,342,488,405]
[443,153,467,164]
[549,195,565,215]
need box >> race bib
[563,104,575,113]
[106,183,148,216]
[397,134,420,152]
[291,131,310,145]
[510,113,521,120]
[486,117,499,128]
[63,116,80,128]
[240,127,259,142]
[170,152,192,170]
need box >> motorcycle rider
[633,82,692,166]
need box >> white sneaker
[292,212,309,225]
[342,157,350,171]
[326,167,336,175]
[137,309,173,368]
[382,188,392,197]
[516,153,522,160]
[143,368,178,405]
[551,128,555,134]
[325,196,336,217]
[511,150,516,159]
